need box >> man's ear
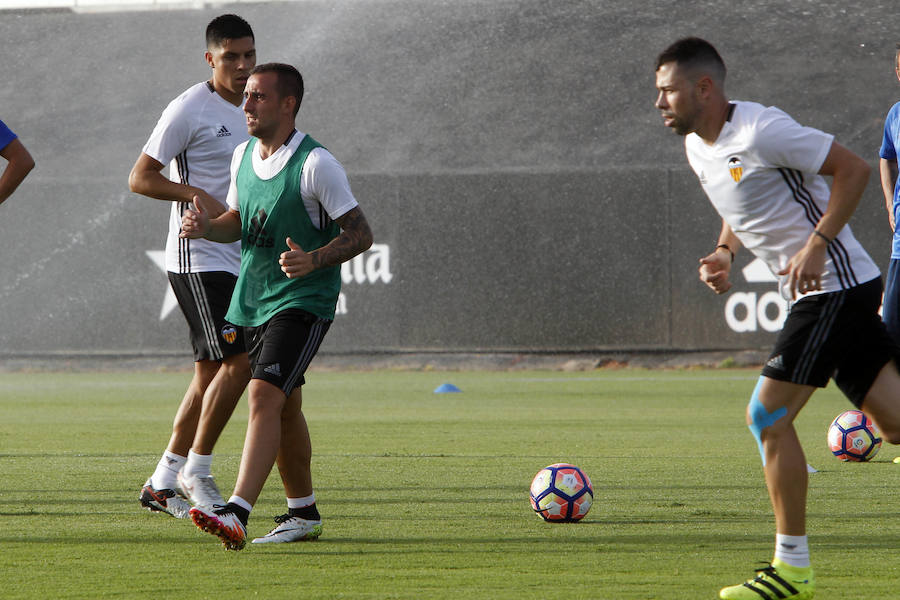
[696,74,714,100]
[283,95,297,115]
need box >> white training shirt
[226,131,358,227]
[142,81,247,275]
[685,100,880,301]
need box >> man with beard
[655,36,900,600]
[180,63,373,550]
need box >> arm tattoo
[311,207,373,269]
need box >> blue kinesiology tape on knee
[747,376,788,466]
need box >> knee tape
[747,376,788,466]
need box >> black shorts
[761,277,900,407]
[246,308,332,394]
[168,271,246,362]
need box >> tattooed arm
[279,206,373,279]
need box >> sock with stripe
[150,451,186,491]
[223,495,253,527]
[287,494,320,520]
[774,533,810,568]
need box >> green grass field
[2,368,899,599]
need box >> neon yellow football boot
[719,559,814,600]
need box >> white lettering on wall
[722,258,788,333]
[335,292,348,315]
[724,286,787,333]
[336,244,393,317]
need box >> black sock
[289,503,320,521]
[220,502,250,527]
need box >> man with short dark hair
[129,14,256,518]
[656,36,900,600]
[181,63,373,550]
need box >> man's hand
[279,237,315,279]
[180,195,211,239]
[699,250,733,294]
[779,236,828,300]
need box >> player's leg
[140,359,217,517]
[241,308,329,510]
[252,388,323,544]
[141,271,231,518]
[751,377,815,536]
[720,291,843,600]
[185,272,248,457]
[831,277,900,445]
[179,352,250,508]
[276,389,313,499]
[719,377,816,600]
[176,272,249,508]
[168,360,219,456]
[189,309,331,549]
[860,361,900,444]
[189,378,284,550]
[881,259,900,343]
[232,378,289,506]
[191,352,251,455]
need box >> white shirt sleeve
[754,106,834,174]
[301,147,359,221]
[225,142,248,212]
[141,98,192,167]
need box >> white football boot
[189,505,246,551]
[139,479,191,519]
[251,514,323,544]
[177,472,226,509]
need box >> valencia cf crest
[221,324,238,345]
[727,156,743,182]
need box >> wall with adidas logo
[0,1,894,357]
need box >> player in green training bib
[227,133,342,324]
[180,62,373,550]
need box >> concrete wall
[0,0,898,356]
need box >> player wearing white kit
[685,100,881,300]
[129,14,255,518]
[655,37,900,600]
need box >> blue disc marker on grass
[434,383,461,393]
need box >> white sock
[287,493,316,509]
[151,451,186,490]
[775,533,810,568]
[183,450,213,479]
[228,495,253,513]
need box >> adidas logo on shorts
[766,354,785,371]
[264,363,282,377]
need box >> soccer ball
[529,463,593,522]
[827,410,882,462]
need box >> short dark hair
[656,37,726,85]
[251,63,304,117]
[206,14,254,49]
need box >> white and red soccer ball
[529,463,593,522]
[827,410,881,462]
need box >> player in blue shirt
[879,44,900,342]
[0,119,34,204]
